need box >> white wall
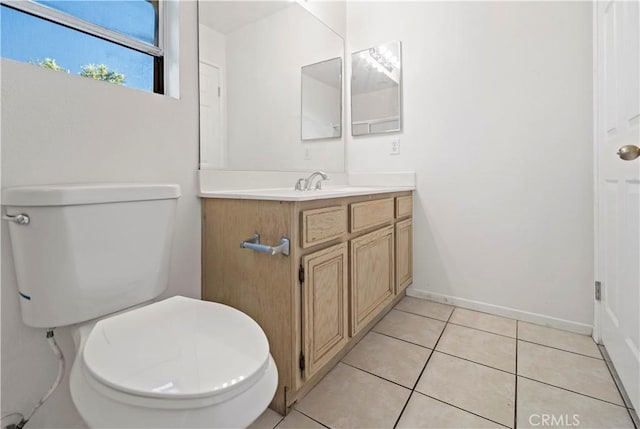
[0,2,200,427]
[199,23,226,67]
[347,1,594,329]
[224,4,345,172]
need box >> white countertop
[198,185,415,201]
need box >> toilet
[3,183,278,428]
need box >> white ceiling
[198,1,291,35]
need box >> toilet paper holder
[240,234,290,256]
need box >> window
[1,0,164,93]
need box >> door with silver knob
[595,0,639,412]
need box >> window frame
[1,0,165,93]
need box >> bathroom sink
[199,185,414,201]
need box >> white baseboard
[406,287,593,336]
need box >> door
[199,61,223,169]
[595,0,640,411]
[350,226,395,336]
[301,242,349,380]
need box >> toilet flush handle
[3,213,30,225]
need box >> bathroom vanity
[201,188,413,414]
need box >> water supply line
[2,329,65,429]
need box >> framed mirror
[301,57,342,141]
[351,40,402,136]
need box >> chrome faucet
[294,171,329,191]
[305,171,328,190]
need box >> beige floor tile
[518,321,601,358]
[342,331,432,388]
[276,410,325,429]
[248,408,284,429]
[517,377,633,429]
[295,363,411,428]
[416,352,515,427]
[394,296,454,321]
[397,392,504,428]
[373,309,446,348]
[517,341,624,405]
[436,323,516,373]
[450,308,517,338]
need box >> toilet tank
[2,183,181,328]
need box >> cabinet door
[395,218,413,293]
[302,242,349,380]
[350,226,395,336]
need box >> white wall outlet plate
[390,139,400,155]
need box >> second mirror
[351,40,402,136]
[302,57,342,141]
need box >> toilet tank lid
[2,183,181,206]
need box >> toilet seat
[82,296,271,405]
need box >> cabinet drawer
[301,206,347,248]
[350,198,394,233]
[395,195,413,219]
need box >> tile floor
[250,296,638,429]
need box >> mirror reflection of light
[152,382,174,392]
[379,45,388,54]
[390,56,398,64]
[359,52,367,59]
[384,51,392,60]
[220,375,246,389]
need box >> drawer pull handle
[240,234,290,256]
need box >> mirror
[351,40,402,136]
[301,57,342,141]
[198,1,345,172]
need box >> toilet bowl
[69,296,278,428]
[2,184,278,428]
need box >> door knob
[617,145,640,161]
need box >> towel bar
[240,234,290,256]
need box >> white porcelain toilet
[3,183,278,428]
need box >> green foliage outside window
[36,58,68,72]
[79,64,125,84]
[32,58,126,85]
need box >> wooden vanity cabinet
[201,191,413,415]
